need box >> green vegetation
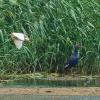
[0,0,100,75]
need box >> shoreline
[0,87,99,95]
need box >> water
[0,78,100,100]
[0,95,100,100]
[0,77,100,88]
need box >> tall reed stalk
[0,0,99,75]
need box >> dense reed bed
[0,0,99,75]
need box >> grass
[0,0,99,75]
[0,72,100,81]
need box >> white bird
[11,32,29,49]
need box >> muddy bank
[0,87,100,95]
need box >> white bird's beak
[24,34,30,41]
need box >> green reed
[0,0,99,75]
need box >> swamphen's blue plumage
[65,44,79,69]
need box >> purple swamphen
[64,44,79,71]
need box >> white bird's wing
[12,32,25,41]
[14,39,23,49]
